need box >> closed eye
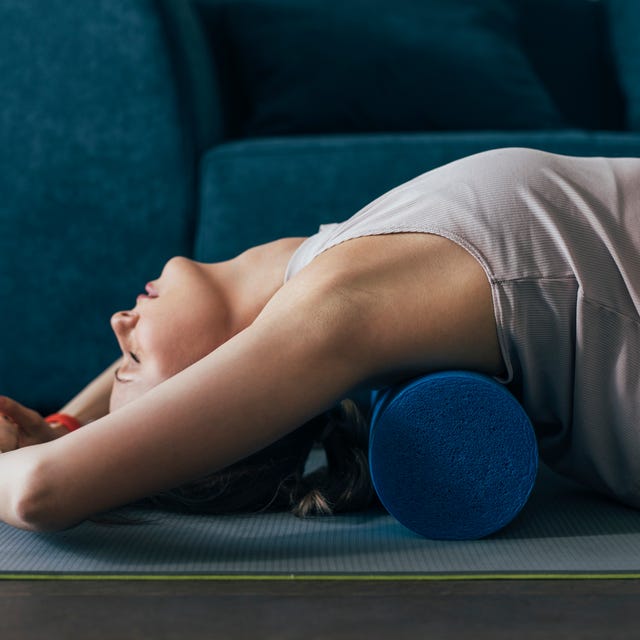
[129,352,140,364]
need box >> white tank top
[283,147,640,509]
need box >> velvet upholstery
[196,131,640,261]
[1,0,637,412]
[607,0,640,130]
[0,0,209,409]
[192,0,565,136]
[191,0,625,135]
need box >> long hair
[138,397,380,517]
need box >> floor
[1,578,639,639]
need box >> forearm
[0,358,122,527]
[0,445,45,530]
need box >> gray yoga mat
[1,449,640,579]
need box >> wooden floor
[2,579,640,639]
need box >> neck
[216,236,308,334]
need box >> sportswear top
[284,147,640,508]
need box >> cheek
[161,330,224,377]
[169,309,230,364]
[109,376,160,413]
[138,298,231,379]
[109,382,128,413]
[109,378,145,413]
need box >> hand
[0,415,18,453]
[0,396,64,449]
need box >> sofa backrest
[515,0,625,131]
[183,0,627,139]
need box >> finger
[0,397,58,445]
[0,396,29,420]
[0,414,18,451]
[0,396,43,433]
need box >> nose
[110,310,139,337]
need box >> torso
[281,230,506,389]
[280,147,640,509]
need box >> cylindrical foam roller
[369,371,538,540]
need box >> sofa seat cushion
[196,131,640,261]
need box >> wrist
[45,413,82,434]
[48,423,71,439]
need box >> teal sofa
[1,0,638,413]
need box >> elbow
[11,459,70,532]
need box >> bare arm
[0,232,502,531]
[0,279,368,531]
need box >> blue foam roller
[369,371,538,540]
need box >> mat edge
[1,573,640,581]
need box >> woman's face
[109,257,235,413]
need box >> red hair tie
[45,413,82,433]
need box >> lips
[136,282,159,304]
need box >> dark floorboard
[2,579,639,639]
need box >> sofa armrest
[0,0,209,412]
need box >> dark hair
[134,397,380,518]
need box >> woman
[1,146,639,531]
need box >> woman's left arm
[0,276,371,531]
[1,232,503,531]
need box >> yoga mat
[2,448,640,580]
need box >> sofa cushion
[193,0,565,137]
[196,132,640,261]
[514,0,624,131]
[607,0,640,130]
